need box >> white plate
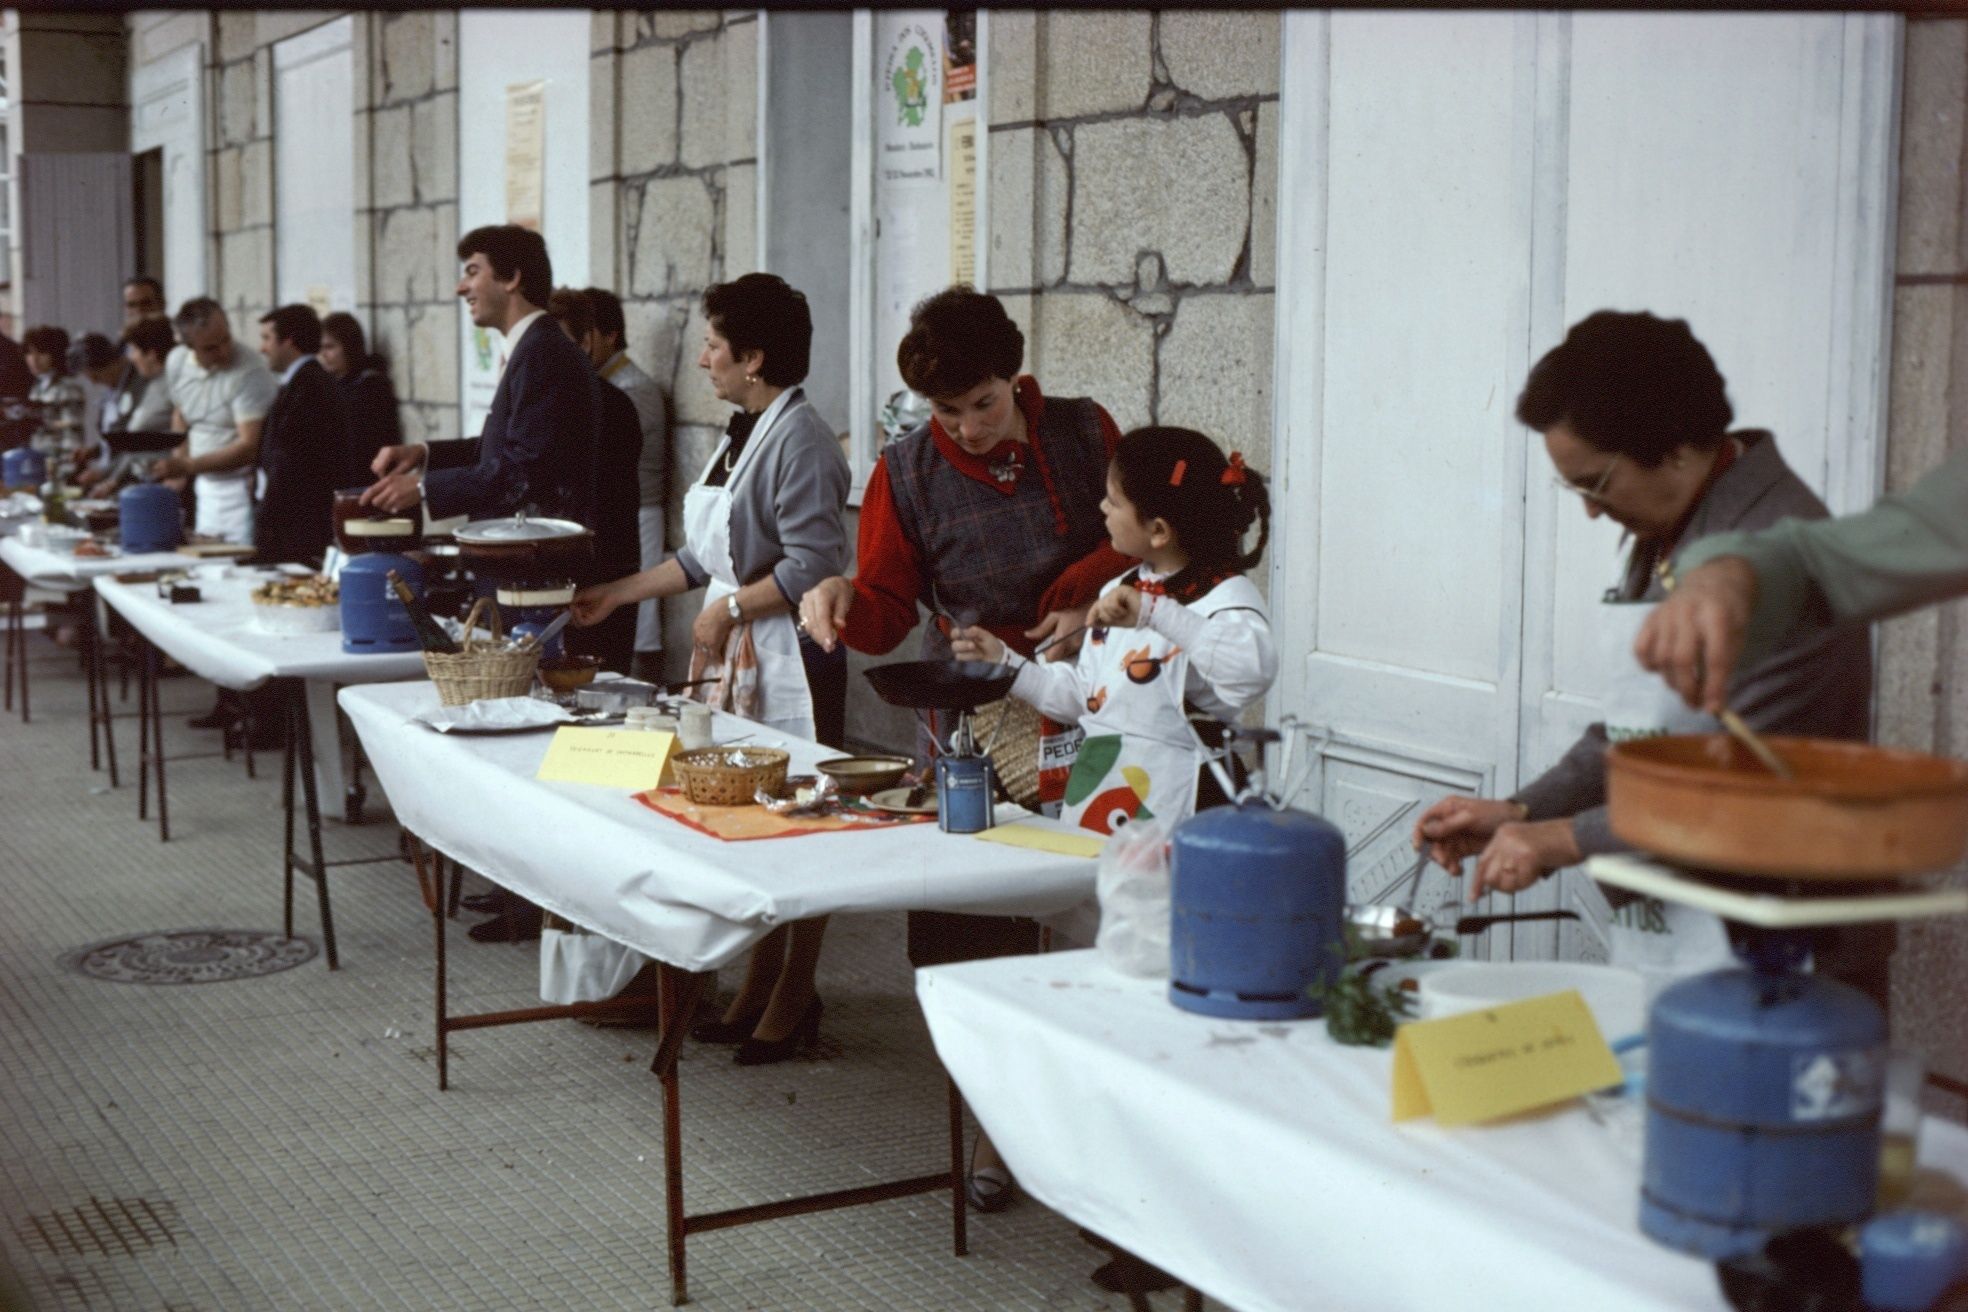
[866,786,936,816]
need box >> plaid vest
[882,395,1111,660]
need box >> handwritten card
[1391,989,1623,1126]
[536,728,676,790]
[972,823,1105,859]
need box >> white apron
[1595,595,1733,993]
[682,390,815,741]
[193,472,254,545]
[1058,582,1231,836]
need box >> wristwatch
[726,594,743,622]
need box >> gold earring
[746,373,761,386]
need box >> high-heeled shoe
[733,996,823,1066]
[689,1008,766,1044]
[966,1137,1017,1213]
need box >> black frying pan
[864,659,1019,711]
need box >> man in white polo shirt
[152,298,278,544]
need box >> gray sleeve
[632,385,669,507]
[766,427,850,606]
[1511,725,1609,825]
[674,544,709,590]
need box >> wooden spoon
[1719,709,1795,780]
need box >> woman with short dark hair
[571,273,851,1064]
[318,311,402,487]
[22,325,87,463]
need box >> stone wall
[591,10,760,671]
[360,11,459,445]
[1879,14,1968,1103]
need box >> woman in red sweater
[798,285,1130,1212]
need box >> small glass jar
[677,703,713,751]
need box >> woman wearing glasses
[1407,311,1884,999]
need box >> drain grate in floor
[62,929,316,984]
[17,1197,179,1259]
[27,1266,112,1310]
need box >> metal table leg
[87,594,118,787]
[147,643,168,842]
[281,678,338,969]
[78,590,100,770]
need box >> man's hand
[1025,605,1091,662]
[950,624,1007,665]
[1088,586,1143,631]
[370,444,427,479]
[797,576,856,653]
[1412,795,1527,873]
[1468,819,1582,902]
[151,454,190,481]
[1634,556,1757,714]
[362,470,422,514]
[692,598,737,660]
[570,582,619,628]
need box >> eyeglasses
[1551,455,1619,505]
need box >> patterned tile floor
[0,640,1182,1312]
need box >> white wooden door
[1271,12,1898,961]
[18,153,133,333]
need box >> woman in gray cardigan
[572,273,850,1064]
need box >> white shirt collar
[281,354,315,385]
[501,310,547,360]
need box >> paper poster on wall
[947,116,977,287]
[879,17,942,183]
[944,11,977,103]
[504,79,547,229]
[305,284,333,317]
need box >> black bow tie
[725,410,761,442]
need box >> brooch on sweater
[987,447,1023,485]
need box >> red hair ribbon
[1221,451,1248,486]
[1168,459,1187,487]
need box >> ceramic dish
[864,786,937,816]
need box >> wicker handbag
[423,596,541,707]
[971,697,1046,812]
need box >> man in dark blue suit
[253,304,344,566]
[361,224,595,525]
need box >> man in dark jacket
[360,225,595,526]
[547,287,641,674]
[254,304,343,565]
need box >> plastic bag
[1095,817,1175,978]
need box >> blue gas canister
[935,754,995,834]
[5,446,47,489]
[1863,1212,1968,1312]
[1641,965,1887,1259]
[117,483,182,553]
[1167,801,1347,1020]
[338,553,424,654]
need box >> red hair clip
[1221,451,1248,486]
[1168,459,1187,487]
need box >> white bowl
[1415,962,1646,1042]
[251,601,341,635]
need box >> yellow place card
[1391,989,1622,1127]
[536,728,676,790]
[973,823,1105,859]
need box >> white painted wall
[455,9,590,437]
[1270,11,1900,961]
[273,17,355,314]
[129,41,206,311]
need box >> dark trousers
[799,631,847,751]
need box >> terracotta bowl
[814,755,913,797]
[537,654,601,693]
[1606,734,1968,879]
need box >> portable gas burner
[863,659,1018,833]
[1589,853,1967,1262]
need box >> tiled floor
[0,638,1176,1311]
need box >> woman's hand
[1024,605,1091,662]
[1412,796,1528,873]
[949,625,1007,665]
[1089,586,1144,631]
[693,598,737,660]
[1467,819,1582,903]
[569,582,619,628]
[798,576,856,653]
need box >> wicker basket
[671,746,791,806]
[423,597,541,707]
[971,697,1045,811]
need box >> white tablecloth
[94,573,426,692]
[917,951,1968,1312]
[338,679,1099,972]
[0,536,191,590]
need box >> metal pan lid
[454,516,590,543]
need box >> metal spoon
[521,607,575,652]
